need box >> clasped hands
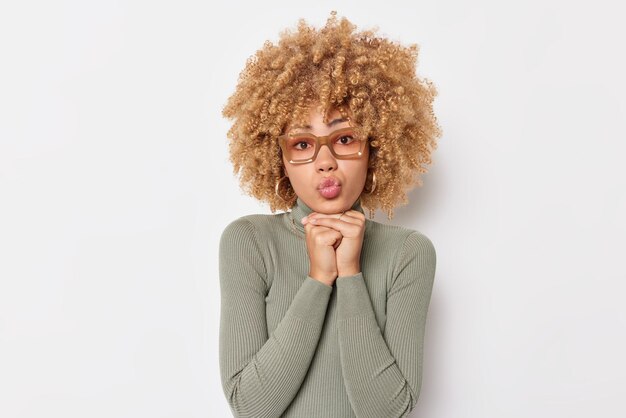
[301,210,365,286]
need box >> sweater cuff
[286,276,333,323]
[336,272,376,320]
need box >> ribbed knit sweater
[218,197,436,418]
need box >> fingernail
[301,216,308,224]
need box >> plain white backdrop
[1,0,625,417]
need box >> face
[281,105,369,214]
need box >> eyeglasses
[278,127,367,164]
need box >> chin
[313,196,354,214]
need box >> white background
[1,1,625,417]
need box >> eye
[294,141,311,150]
[336,135,355,145]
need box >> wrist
[337,265,361,277]
[309,270,337,285]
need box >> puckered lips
[317,176,341,199]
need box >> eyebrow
[291,117,349,131]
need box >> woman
[219,11,442,418]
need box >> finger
[318,229,343,249]
[307,217,361,236]
[304,222,337,238]
[308,211,364,226]
[305,211,362,224]
[304,222,333,233]
[310,226,343,247]
[332,211,364,225]
[303,222,328,234]
[340,210,366,222]
[305,211,343,220]
[303,211,344,220]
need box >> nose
[314,144,337,172]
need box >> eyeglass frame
[277,126,368,164]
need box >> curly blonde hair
[222,11,442,219]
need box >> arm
[336,232,436,418]
[219,218,333,418]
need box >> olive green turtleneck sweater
[218,197,436,418]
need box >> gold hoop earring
[275,176,295,202]
[363,172,377,194]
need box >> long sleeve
[219,218,333,418]
[335,232,436,418]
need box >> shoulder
[402,229,436,268]
[365,219,435,251]
[219,213,286,247]
[365,219,436,269]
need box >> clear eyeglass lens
[285,130,362,161]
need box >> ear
[368,140,378,160]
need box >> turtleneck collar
[288,197,366,235]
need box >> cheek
[285,167,308,186]
[341,162,369,185]
[355,159,370,177]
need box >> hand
[302,220,343,286]
[302,210,366,277]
